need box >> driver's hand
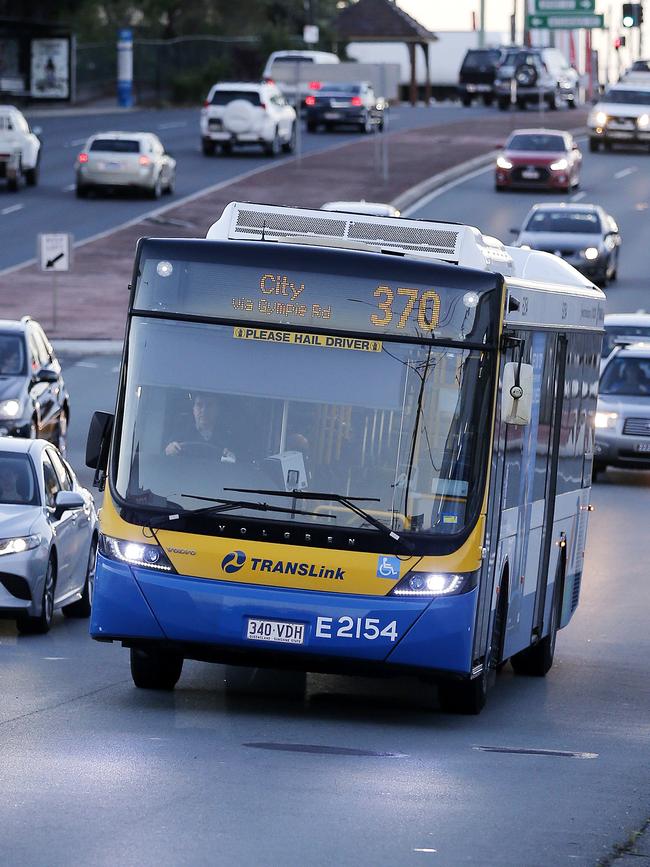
[165,441,182,456]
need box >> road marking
[75,360,98,368]
[614,166,638,179]
[1,204,23,216]
[66,138,87,148]
[571,191,586,202]
[413,849,437,854]
[44,657,67,660]
[158,121,188,130]
[62,183,76,192]
[635,202,648,211]
[473,745,598,759]
[403,164,494,215]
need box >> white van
[262,50,340,104]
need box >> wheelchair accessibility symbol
[377,556,400,579]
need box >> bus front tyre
[130,647,183,690]
[438,669,488,715]
[511,580,561,677]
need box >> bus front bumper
[90,555,479,676]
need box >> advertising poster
[30,38,69,98]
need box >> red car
[495,128,582,193]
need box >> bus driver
[165,392,237,462]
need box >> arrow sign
[38,233,72,272]
[528,12,603,28]
[534,0,595,11]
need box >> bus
[86,202,605,714]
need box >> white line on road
[158,121,188,130]
[403,164,494,215]
[1,204,24,216]
[74,360,98,368]
[614,166,638,179]
[65,138,87,148]
[571,191,586,202]
[62,183,76,192]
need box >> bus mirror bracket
[86,411,114,490]
[502,361,533,425]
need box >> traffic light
[614,35,627,49]
[622,3,643,27]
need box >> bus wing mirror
[86,411,114,489]
[502,362,533,425]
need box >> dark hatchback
[0,317,70,454]
[458,48,504,106]
[305,82,386,133]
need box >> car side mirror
[502,361,533,425]
[35,368,58,384]
[53,490,85,519]
[86,410,114,489]
[509,228,519,235]
[32,125,43,137]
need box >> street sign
[534,0,595,11]
[527,12,604,28]
[303,25,319,44]
[37,233,72,272]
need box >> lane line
[62,183,76,192]
[614,166,638,179]
[1,204,24,216]
[157,121,188,130]
[403,164,494,215]
[571,191,587,202]
[65,138,87,148]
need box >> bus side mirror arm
[502,361,533,425]
[86,411,114,490]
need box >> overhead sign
[528,12,604,28]
[534,0,595,10]
[38,233,72,272]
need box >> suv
[587,83,650,152]
[200,82,296,157]
[458,48,504,106]
[0,317,69,454]
[0,105,41,191]
[495,48,579,110]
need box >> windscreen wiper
[224,487,413,552]
[178,494,336,520]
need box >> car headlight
[594,411,618,429]
[496,155,513,170]
[549,158,568,171]
[582,247,600,260]
[390,570,477,597]
[0,534,41,555]
[0,399,22,419]
[637,113,650,129]
[99,534,176,572]
[595,111,608,126]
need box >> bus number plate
[246,618,305,645]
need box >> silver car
[594,343,650,480]
[0,438,97,633]
[75,131,176,199]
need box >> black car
[458,48,504,106]
[0,317,70,454]
[305,82,386,133]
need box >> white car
[200,81,296,157]
[601,312,650,369]
[321,201,400,218]
[588,83,650,152]
[75,131,176,198]
[0,105,41,191]
[0,437,97,634]
[262,50,340,105]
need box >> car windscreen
[0,453,39,506]
[602,326,650,358]
[0,333,26,376]
[604,89,650,105]
[210,91,262,106]
[461,50,501,69]
[600,357,650,396]
[90,139,140,153]
[272,56,315,64]
[507,134,566,152]
[524,210,601,234]
[630,60,650,72]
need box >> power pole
[479,0,486,48]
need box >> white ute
[0,105,41,191]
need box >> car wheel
[130,647,183,690]
[281,123,296,153]
[201,139,215,156]
[7,163,21,192]
[592,461,606,482]
[516,97,526,110]
[17,555,56,635]
[75,183,89,198]
[25,161,39,186]
[361,113,373,134]
[495,183,506,192]
[62,535,97,619]
[164,171,175,195]
[54,411,68,457]
[567,96,577,110]
[610,254,618,282]
[306,120,317,133]
[546,90,558,111]
[589,138,599,153]
[264,129,281,157]
[497,97,510,111]
[29,417,38,439]
[461,95,472,107]
[482,94,494,106]
[149,175,162,199]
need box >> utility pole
[479,0,486,48]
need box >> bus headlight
[99,534,176,572]
[594,411,618,429]
[390,570,477,597]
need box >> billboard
[30,38,69,98]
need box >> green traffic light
[622,14,634,26]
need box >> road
[0,103,493,272]
[2,138,650,866]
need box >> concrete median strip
[0,111,587,340]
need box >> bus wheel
[130,647,183,690]
[438,668,488,715]
[511,568,562,677]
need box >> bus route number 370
[316,616,399,641]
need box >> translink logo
[220,550,345,581]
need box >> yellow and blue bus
[86,202,605,713]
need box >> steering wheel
[172,440,227,459]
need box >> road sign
[38,233,72,272]
[303,25,319,44]
[534,0,595,11]
[527,12,604,28]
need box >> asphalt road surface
[0,103,494,272]
[2,142,650,866]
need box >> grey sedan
[75,131,176,199]
[513,203,621,287]
[0,438,97,633]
